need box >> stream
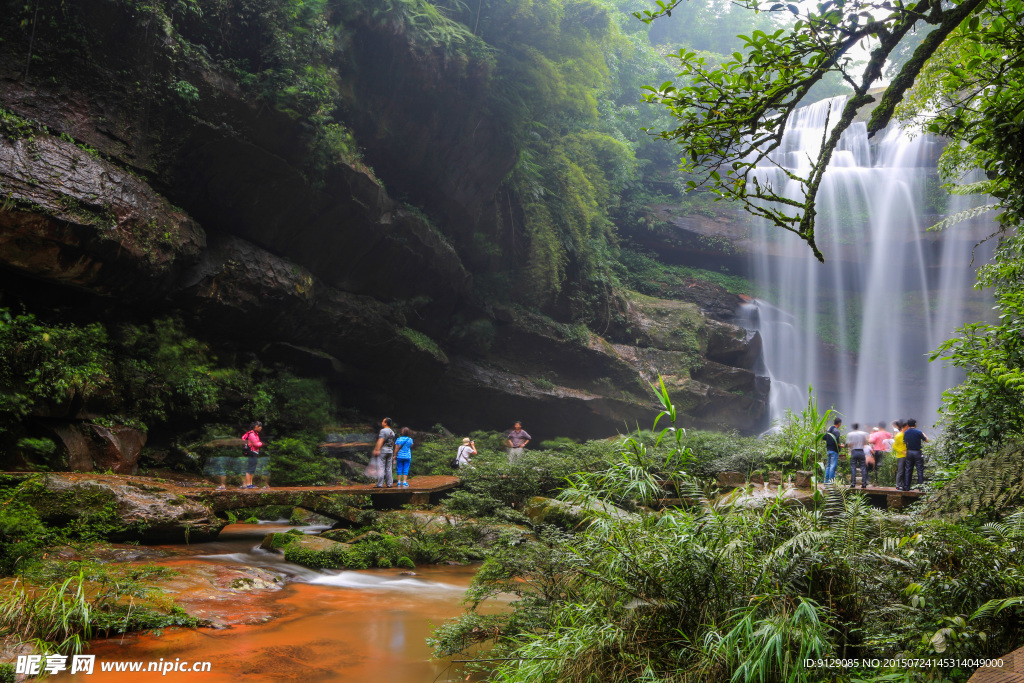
[56,523,490,683]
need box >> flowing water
[56,524,491,683]
[737,97,994,430]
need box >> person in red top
[868,421,892,472]
[241,421,264,489]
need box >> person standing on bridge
[372,417,397,488]
[868,422,892,472]
[902,419,929,490]
[893,420,908,490]
[241,421,263,489]
[823,417,843,484]
[506,421,531,463]
[846,423,870,489]
[395,427,414,488]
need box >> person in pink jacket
[240,421,264,489]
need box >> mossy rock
[19,474,224,543]
[282,535,354,569]
[524,496,636,529]
[623,291,707,355]
[347,530,384,544]
[320,528,357,543]
[260,531,305,551]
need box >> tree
[635,0,1019,261]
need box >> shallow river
[57,523,489,682]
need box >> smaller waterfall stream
[743,97,993,429]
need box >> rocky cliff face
[0,0,767,462]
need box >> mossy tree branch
[641,0,992,261]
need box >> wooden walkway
[183,475,462,514]
[968,646,1024,682]
[3,472,461,518]
[855,485,925,510]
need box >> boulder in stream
[260,529,306,551]
[281,534,354,569]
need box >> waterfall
[741,97,993,430]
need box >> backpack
[451,445,468,469]
[241,430,255,456]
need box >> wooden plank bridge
[182,475,462,516]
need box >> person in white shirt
[846,423,871,488]
[456,437,477,468]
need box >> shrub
[264,373,332,433]
[0,500,48,576]
[268,437,342,487]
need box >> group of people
[824,417,929,491]
[368,418,533,487]
[207,417,533,490]
[369,418,416,488]
[453,421,532,469]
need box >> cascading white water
[740,97,993,430]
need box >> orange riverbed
[54,524,493,683]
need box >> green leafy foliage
[436,383,1024,682]
[925,441,1024,520]
[267,437,342,487]
[931,230,1024,463]
[0,309,111,430]
[0,499,48,576]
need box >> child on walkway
[395,427,414,488]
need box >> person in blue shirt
[901,418,929,490]
[394,427,414,488]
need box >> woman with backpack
[240,421,264,489]
[372,417,397,488]
[455,437,476,469]
[394,427,414,488]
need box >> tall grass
[0,575,97,656]
[0,570,198,656]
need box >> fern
[924,441,1024,519]
[948,179,1000,196]
[927,203,999,232]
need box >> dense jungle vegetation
[2,0,1024,680]
[0,0,802,323]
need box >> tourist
[823,417,843,483]
[240,421,263,489]
[846,422,870,488]
[372,417,397,488]
[456,437,476,468]
[893,420,908,490]
[902,418,929,490]
[395,427,414,488]
[208,453,236,491]
[868,422,892,471]
[506,421,531,463]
